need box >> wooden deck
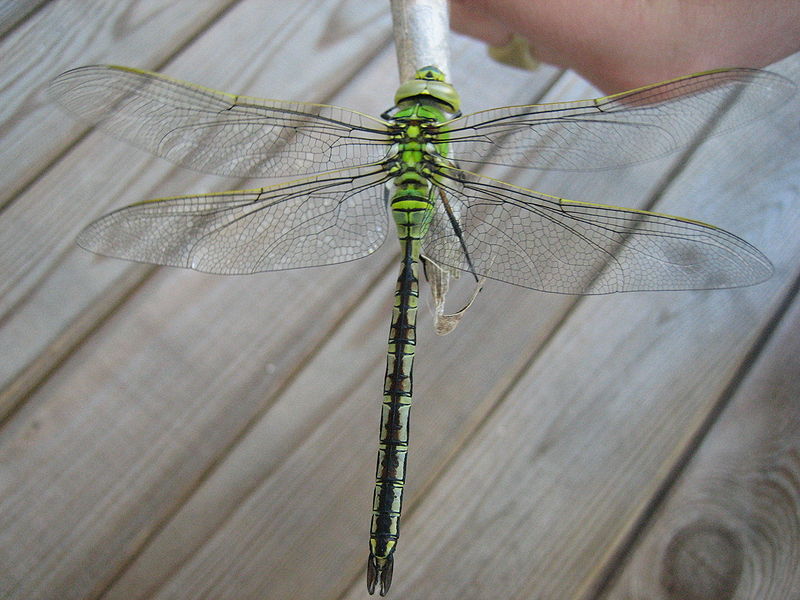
[2,2,799,599]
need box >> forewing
[423,167,772,294]
[77,165,391,274]
[443,69,795,171]
[50,65,391,178]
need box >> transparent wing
[77,165,392,274]
[423,167,772,294]
[443,69,795,171]
[50,65,391,178]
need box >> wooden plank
[0,0,49,37]
[330,56,799,598]
[101,50,800,600]
[2,7,797,600]
[0,0,237,208]
[0,0,393,415]
[0,1,399,597]
[601,282,800,600]
[0,34,561,600]
[100,45,564,600]
[0,263,380,599]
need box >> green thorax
[390,65,460,166]
[387,66,461,236]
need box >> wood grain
[0,0,392,414]
[0,0,237,208]
[0,0,49,37]
[1,1,798,599]
[602,287,800,600]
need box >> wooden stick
[390,0,451,82]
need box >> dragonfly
[50,63,793,595]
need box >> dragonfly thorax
[385,104,453,180]
[384,127,443,190]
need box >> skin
[450,0,800,93]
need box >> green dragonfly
[50,64,793,595]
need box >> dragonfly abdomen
[367,177,435,596]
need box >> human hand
[451,0,800,92]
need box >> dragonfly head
[394,65,461,114]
